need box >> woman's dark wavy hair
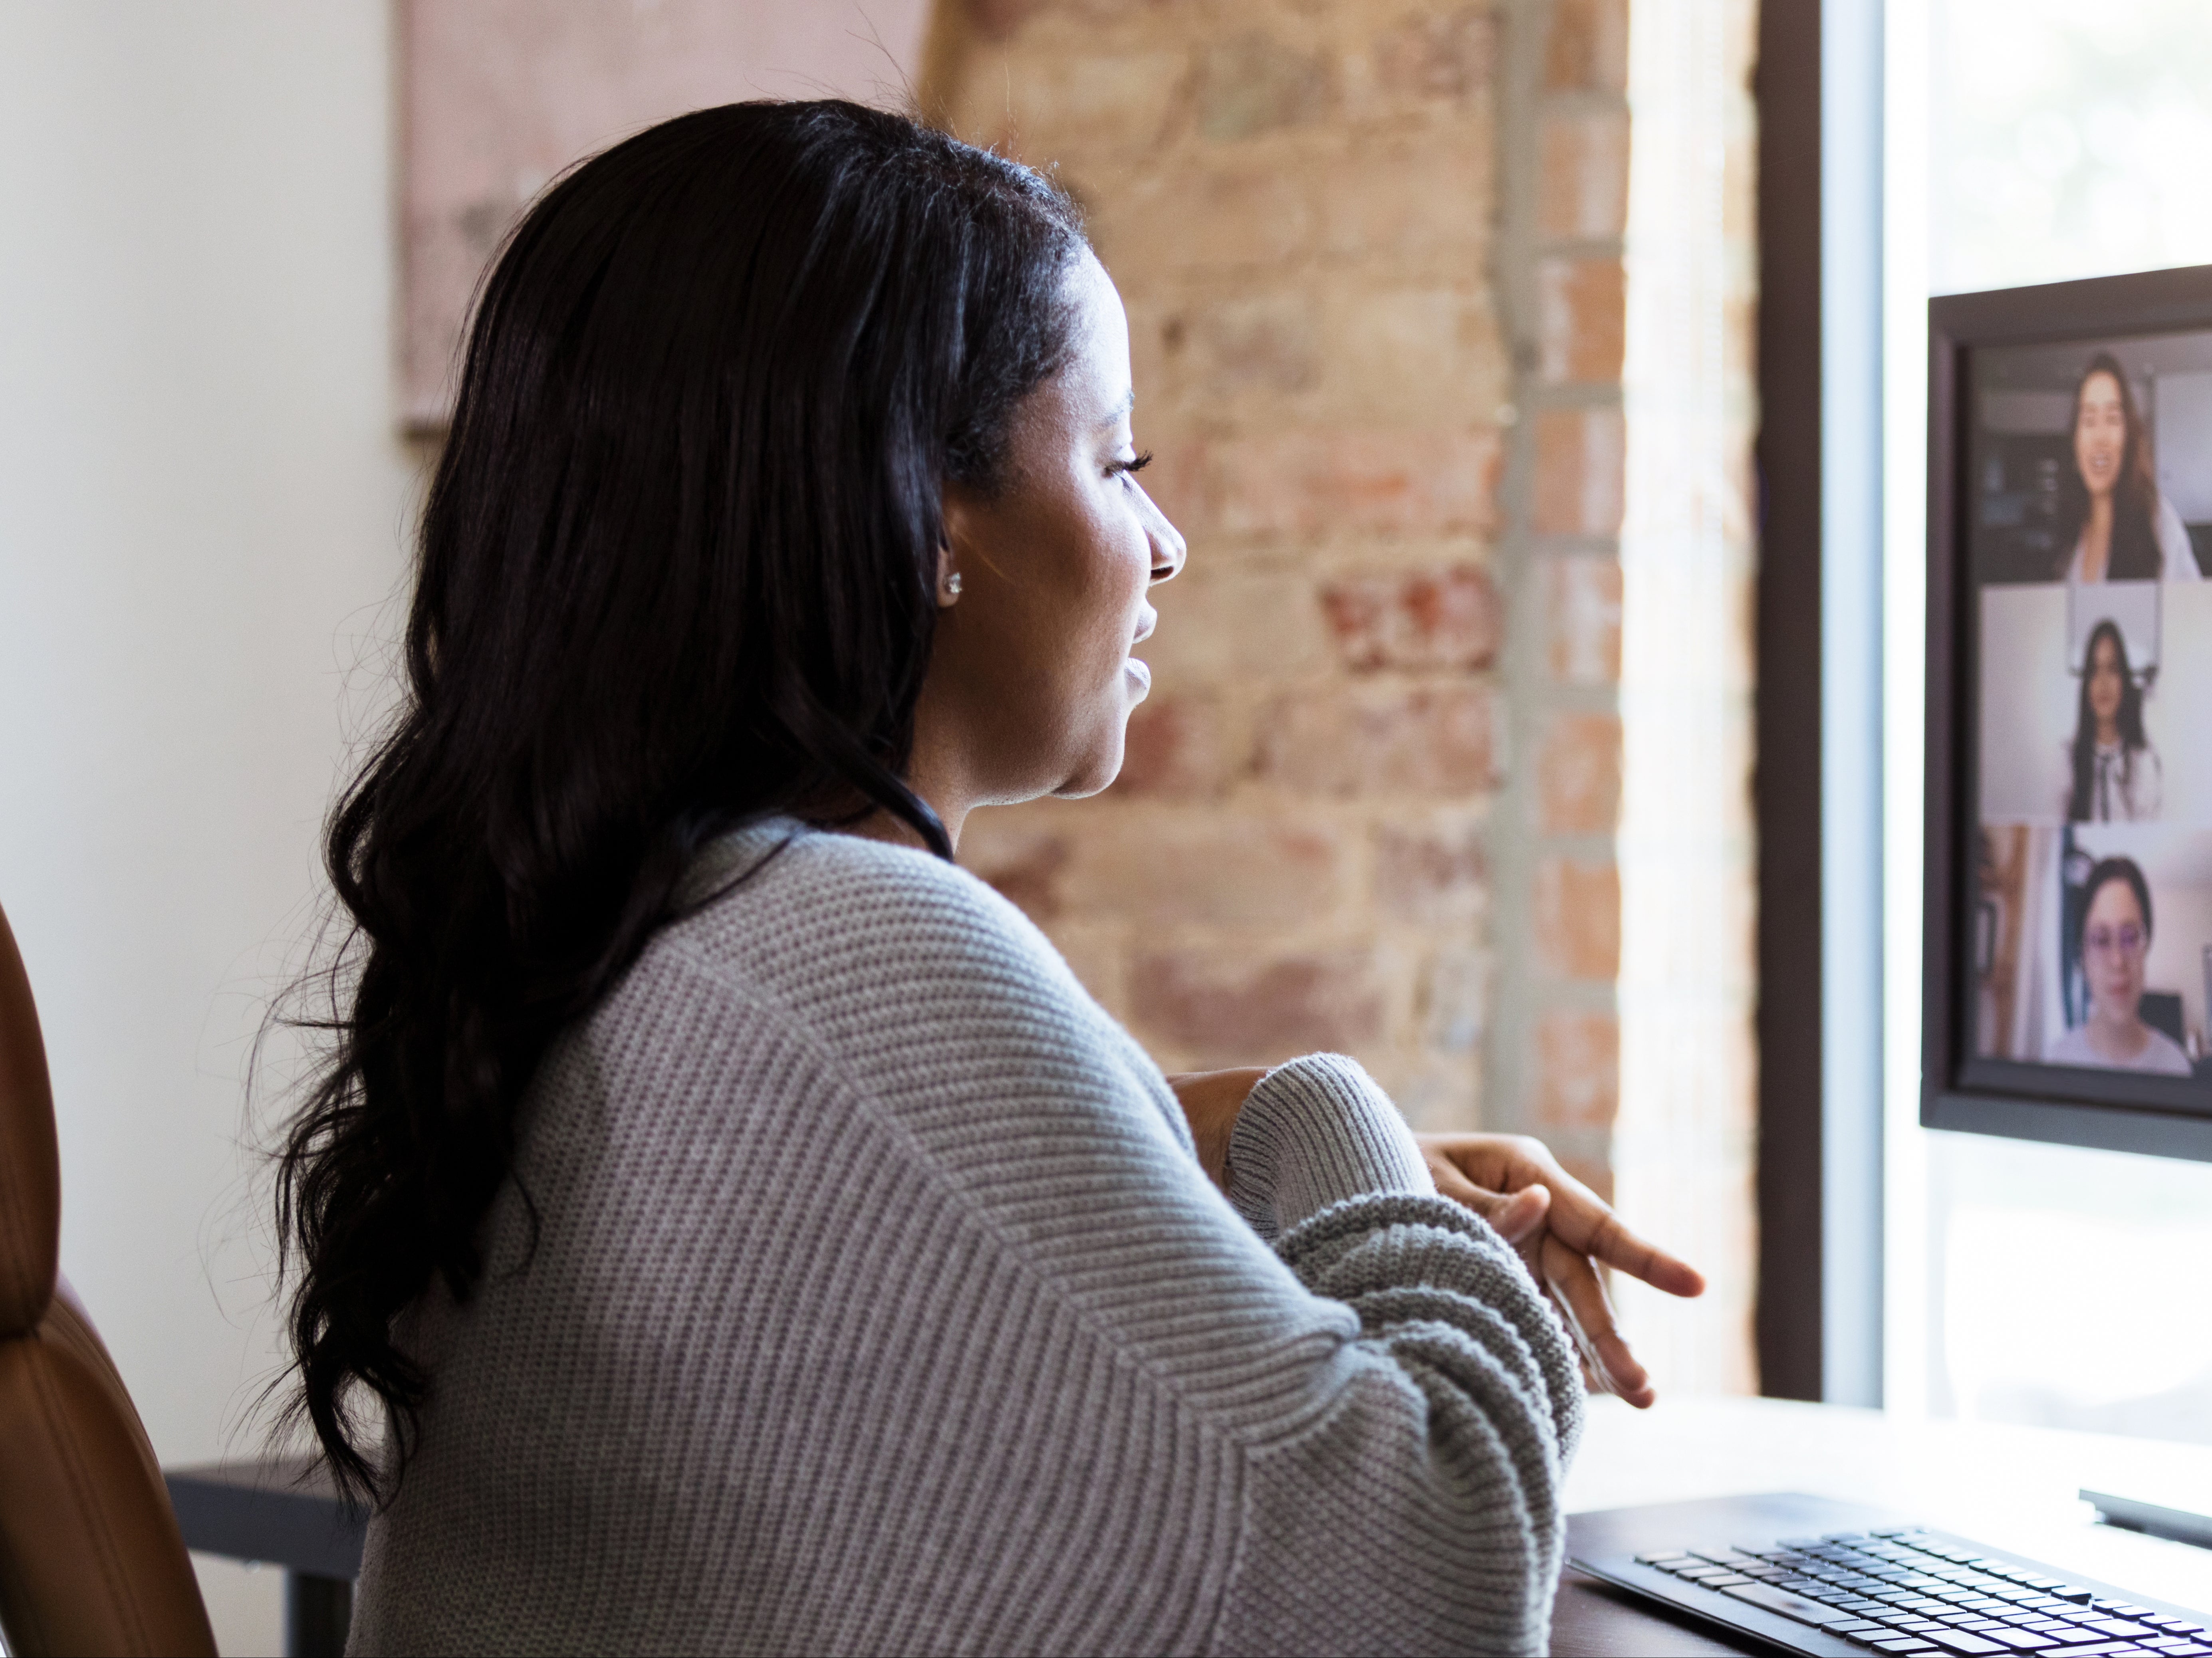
[2055,351,2164,580]
[2067,619,2149,821]
[274,100,1087,1503]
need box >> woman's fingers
[1561,1205,1706,1300]
[1541,1234,1656,1409]
[1422,1145,1553,1245]
[1418,1133,1706,1300]
[1429,1141,1664,1405]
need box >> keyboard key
[2085,1622,2156,1641]
[1871,1642,1939,1655]
[1980,1634,2059,1651]
[1721,1581,1856,1629]
[1918,1633,2007,1654]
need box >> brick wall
[923,0,1630,1171]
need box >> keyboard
[1569,1492,2212,1658]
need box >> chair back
[0,904,217,1657]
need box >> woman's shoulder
[2143,1026,2196,1075]
[683,816,1044,940]
[652,817,1106,1047]
[584,817,1188,1162]
[2155,490,2203,579]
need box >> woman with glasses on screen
[2057,351,2204,583]
[2045,857,2192,1074]
[2063,619,2162,821]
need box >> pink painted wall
[399,0,932,430]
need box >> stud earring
[942,571,963,601]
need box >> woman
[2045,857,2191,1075]
[2055,351,2202,583]
[2063,619,2162,821]
[279,103,1701,1656]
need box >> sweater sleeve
[679,835,1587,1656]
[1224,1053,1438,1242]
[1207,1053,1584,1655]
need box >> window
[1893,0,2212,1444]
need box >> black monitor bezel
[1924,264,2212,1164]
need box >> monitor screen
[1927,269,2212,1160]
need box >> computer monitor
[1924,264,2212,1162]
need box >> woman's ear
[938,482,978,607]
[934,537,962,607]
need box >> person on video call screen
[2045,856,2192,1073]
[2064,619,2162,821]
[2057,351,2204,583]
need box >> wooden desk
[1552,1394,2212,1655]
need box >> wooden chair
[0,902,217,1656]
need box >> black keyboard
[1570,1493,2212,1658]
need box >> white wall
[0,4,417,1650]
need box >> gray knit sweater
[347,821,1583,1656]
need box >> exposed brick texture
[924,0,1625,1142]
[1114,695,1232,800]
[1538,711,1621,834]
[1255,684,1496,798]
[1534,855,1621,981]
[1543,0,1627,91]
[1546,554,1623,684]
[1538,105,1629,240]
[1532,406,1625,536]
[1536,256,1626,385]
[1534,1008,1620,1129]
[1375,819,1488,923]
[1131,949,1387,1066]
[1321,565,1500,672]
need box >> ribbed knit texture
[347,821,1583,1657]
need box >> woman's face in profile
[2087,634,2124,729]
[2082,877,2149,1026]
[2074,370,2127,500]
[925,253,1185,811]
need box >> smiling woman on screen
[272,101,1702,1658]
[2057,351,2203,583]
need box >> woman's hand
[1418,1133,1705,1409]
[1165,1067,1268,1189]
